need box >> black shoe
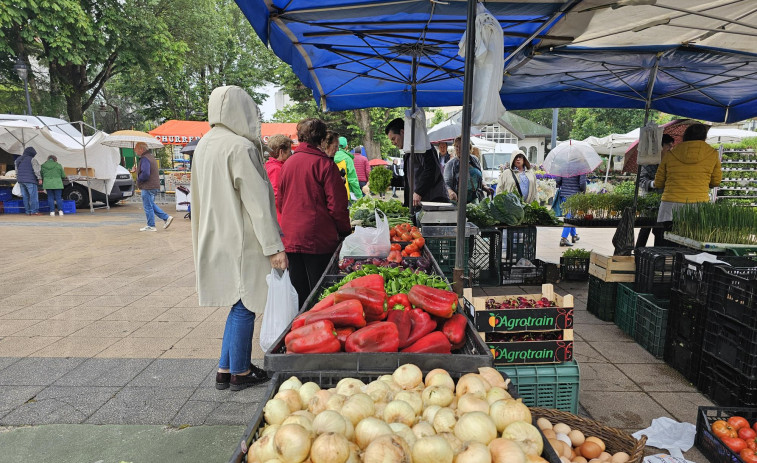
[215,371,230,390]
[572,234,580,243]
[230,364,269,391]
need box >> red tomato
[752,422,757,434]
[404,243,418,253]
[722,437,747,453]
[739,428,757,441]
[713,420,738,439]
[413,237,425,248]
[400,232,412,242]
[389,228,396,238]
[741,449,757,463]
[390,243,401,251]
[410,230,422,239]
[729,416,750,430]
[409,252,421,257]
[747,439,757,451]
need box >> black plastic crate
[664,334,702,384]
[501,259,545,285]
[663,289,706,383]
[696,406,757,463]
[469,229,501,286]
[425,236,469,281]
[587,275,617,322]
[673,252,757,300]
[707,264,757,326]
[560,257,590,281]
[502,225,538,265]
[702,310,757,378]
[698,352,757,407]
[633,294,669,358]
[635,247,695,299]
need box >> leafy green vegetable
[350,196,409,219]
[369,166,392,195]
[523,201,560,226]
[671,202,757,245]
[562,248,591,258]
[466,199,497,227]
[320,266,449,298]
[490,193,524,226]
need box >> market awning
[149,120,300,145]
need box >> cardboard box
[485,332,574,365]
[469,284,574,332]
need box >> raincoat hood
[338,137,348,148]
[669,140,717,165]
[208,85,261,144]
[22,147,37,158]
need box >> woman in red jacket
[277,118,352,307]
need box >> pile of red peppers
[285,274,468,355]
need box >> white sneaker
[58,210,64,216]
[163,216,174,230]
[140,226,157,232]
[50,212,55,216]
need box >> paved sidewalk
[0,203,711,462]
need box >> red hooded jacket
[277,143,351,254]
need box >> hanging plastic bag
[339,210,391,259]
[260,269,299,352]
[638,122,664,166]
[403,108,431,153]
[12,182,21,197]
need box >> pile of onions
[249,365,545,463]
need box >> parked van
[481,143,519,186]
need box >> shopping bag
[12,182,21,197]
[259,269,299,352]
[339,210,391,258]
[551,188,562,217]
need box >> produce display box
[706,264,757,324]
[496,360,580,413]
[484,331,574,366]
[501,225,538,265]
[695,406,757,463]
[633,294,670,358]
[672,252,757,300]
[663,289,706,383]
[501,259,546,286]
[560,257,590,281]
[469,284,575,333]
[61,200,76,214]
[468,228,501,286]
[3,199,24,214]
[635,247,696,299]
[330,245,445,278]
[702,310,757,378]
[614,283,650,337]
[698,352,757,407]
[587,275,617,322]
[589,252,635,283]
[424,236,469,281]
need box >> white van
[481,143,519,186]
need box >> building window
[528,146,538,163]
[481,124,517,144]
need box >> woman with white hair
[495,149,537,203]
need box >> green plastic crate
[497,361,580,413]
[634,294,670,358]
[615,283,650,337]
[587,275,617,321]
[425,236,469,281]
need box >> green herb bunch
[368,166,392,195]
[562,248,591,258]
[671,203,757,245]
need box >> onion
[478,367,508,389]
[310,432,350,463]
[299,382,321,406]
[486,387,512,404]
[346,442,360,463]
[527,455,550,463]
[335,378,365,397]
[489,398,531,432]
[325,394,346,412]
[456,393,490,415]
[455,374,487,399]
[252,434,278,463]
[308,390,332,415]
[282,415,314,437]
[383,399,416,426]
[276,389,304,412]
[293,410,315,421]
[413,421,437,439]
[365,380,392,402]
[264,398,291,425]
[355,417,393,450]
[422,405,442,424]
[344,416,355,441]
[363,434,411,463]
[274,423,311,463]
[312,410,349,436]
[379,374,395,383]
[340,393,374,426]
[280,376,303,391]
[393,364,423,390]
[261,424,280,437]
[425,369,455,390]
[489,438,527,463]
[422,386,455,408]
[455,441,492,463]
[374,401,387,419]
[453,411,497,445]
[502,421,544,456]
[412,435,454,463]
[438,432,463,455]
[433,407,457,434]
[390,422,417,448]
[449,397,458,411]
[393,390,423,415]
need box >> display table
[664,232,757,255]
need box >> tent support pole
[80,122,95,214]
[632,55,661,220]
[453,0,477,295]
[605,144,613,183]
[409,55,417,219]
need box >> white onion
[393,364,423,390]
[275,389,303,412]
[293,410,315,421]
[390,422,417,448]
[308,390,333,415]
[422,405,442,424]
[433,407,457,434]
[280,376,303,391]
[340,393,374,426]
[379,374,394,383]
[438,432,464,456]
[489,438,527,463]
[298,382,321,406]
[502,421,544,456]
[486,387,512,405]
[412,435,454,463]
[346,442,360,463]
[455,374,487,399]
[325,394,346,412]
[274,423,311,463]
[393,390,423,415]
[478,367,508,389]
[335,378,365,397]
[312,410,349,436]
[309,432,350,463]
[456,441,492,463]
[425,369,455,390]
[365,380,392,403]
[489,398,532,433]
[261,424,280,437]
[422,386,455,407]
[363,434,411,463]
[282,415,314,437]
[413,421,437,439]
[383,399,416,426]
[456,393,490,416]
[374,401,387,419]
[355,417,393,450]
[454,411,497,445]
[252,434,278,462]
[264,398,291,425]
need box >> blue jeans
[219,300,256,374]
[20,182,39,214]
[47,189,63,212]
[141,189,169,227]
[558,197,577,238]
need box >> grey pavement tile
[27,294,98,308]
[577,322,632,341]
[579,362,640,392]
[589,340,664,364]
[54,358,155,387]
[128,358,218,387]
[80,294,144,307]
[649,392,714,425]
[573,309,615,325]
[84,386,196,425]
[192,378,269,404]
[0,357,86,386]
[573,340,609,363]
[171,400,219,426]
[0,386,45,418]
[580,391,674,430]
[0,386,119,425]
[0,357,20,371]
[616,363,698,393]
[682,444,709,463]
[203,400,260,426]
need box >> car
[481,143,519,186]
[62,165,134,208]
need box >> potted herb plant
[560,248,591,281]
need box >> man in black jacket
[384,118,448,208]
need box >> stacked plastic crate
[586,252,635,322]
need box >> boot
[560,237,573,247]
[572,234,580,243]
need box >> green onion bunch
[671,203,757,245]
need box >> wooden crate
[64,167,96,177]
[589,252,635,282]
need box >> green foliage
[368,166,392,194]
[562,192,661,219]
[466,193,524,227]
[672,203,757,245]
[613,181,636,195]
[429,109,447,127]
[522,201,560,226]
[719,137,757,150]
[511,108,576,142]
[349,196,409,219]
[562,248,591,258]
[569,108,654,141]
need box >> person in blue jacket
[556,173,586,247]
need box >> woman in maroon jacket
[277,118,352,307]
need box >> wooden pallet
[589,252,635,282]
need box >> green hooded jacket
[334,137,362,199]
[40,159,66,190]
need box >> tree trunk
[354,108,381,160]
[66,91,84,123]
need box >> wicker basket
[531,408,648,463]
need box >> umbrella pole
[453,0,477,295]
[80,122,95,214]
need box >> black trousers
[287,252,333,309]
[635,226,666,248]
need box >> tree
[569,108,654,140]
[511,108,576,142]
[429,108,447,127]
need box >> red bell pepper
[387,293,412,311]
[335,327,355,350]
[401,331,452,353]
[303,299,366,328]
[442,313,468,349]
[292,293,337,329]
[386,307,412,349]
[404,308,436,347]
[343,274,385,291]
[408,285,457,318]
[345,322,399,352]
[334,286,387,322]
[285,320,341,354]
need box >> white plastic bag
[260,269,299,352]
[339,210,391,259]
[638,122,664,166]
[403,108,431,153]
[12,182,21,197]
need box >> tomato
[410,226,419,233]
[404,244,418,253]
[747,438,757,450]
[739,428,757,440]
[389,228,396,238]
[713,420,738,439]
[741,448,757,463]
[391,235,402,242]
[398,223,410,233]
[409,252,421,257]
[390,243,401,251]
[722,437,747,453]
[401,232,413,242]
[410,230,423,239]
[729,416,750,431]
[752,422,757,434]
[413,237,425,248]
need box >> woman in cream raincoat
[191,86,288,391]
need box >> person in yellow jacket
[652,123,721,236]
